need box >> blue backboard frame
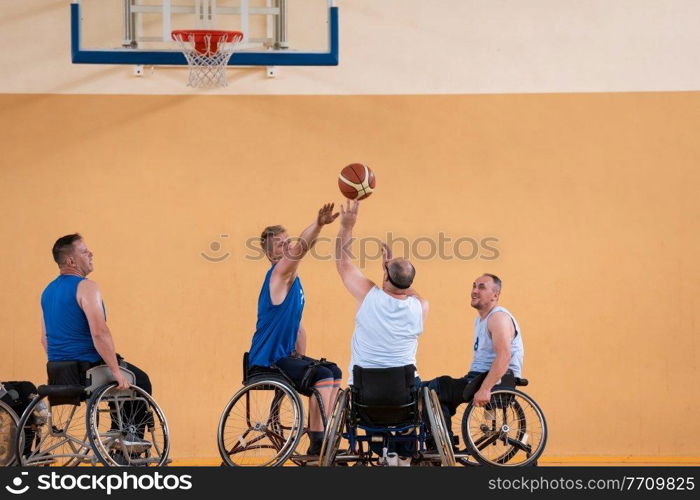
[71,2,338,66]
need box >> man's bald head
[386,259,415,290]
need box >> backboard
[72,0,338,66]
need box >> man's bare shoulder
[488,310,511,323]
[76,278,100,297]
[487,310,515,337]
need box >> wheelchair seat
[350,364,418,427]
[241,352,299,389]
[38,361,93,406]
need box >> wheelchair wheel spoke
[218,379,304,466]
[87,385,169,467]
[462,389,547,466]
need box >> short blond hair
[260,225,286,253]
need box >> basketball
[338,163,376,200]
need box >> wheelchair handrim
[86,383,170,467]
[462,389,547,467]
[0,400,19,466]
[217,379,304,467]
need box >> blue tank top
[41,275,103,363]
[248,265,305,367]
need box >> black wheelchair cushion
[45,361,91,405]
[351,365,417,426]
[243,352,288,385]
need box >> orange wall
[1,93,699,458]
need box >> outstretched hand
[339,199,360,229]
[317,203,340,226]
[381,242,392,265]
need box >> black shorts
[274,355,342,389]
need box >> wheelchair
[217,353,331,467]
[453,374,548,467]
[319,365,456,467]
[0,383,20,466]
[15,361,170,467]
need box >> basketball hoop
[171,30,243,88]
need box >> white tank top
[348,287,424,384]
[469,306,524,377]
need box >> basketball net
[172,31,243,88]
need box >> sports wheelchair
[0,382,20,466]
[319,365,456,467]
[443,373,548,467]
[14,361,170,467]
[217,353,333,466]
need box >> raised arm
[404,286,430,322]
[270,203,338,305]
[335,200,374,302]
[76,280,129,389]
[473,311,515,406]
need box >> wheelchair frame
[0,383,20,466]
[14,365,170,467]
[320,386,456,467]
[217,353,330,467]
[454,377,548,467]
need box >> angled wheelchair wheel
[218,379,304,467]
[461,389,547,467]
[86,384,170,466]
[0,400,19,466]
[423,387,456,466]
[319,388,348,467]
[16,395,91,466]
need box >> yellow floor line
[540,456,700,465]
[170,456,700,467]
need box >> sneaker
[385,452,399,466]
[306,440,322,456]
[306,431,324,456]
[398,456,412,467]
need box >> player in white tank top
[334,200,429,385]
[468,273,523,406]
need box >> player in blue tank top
[248,203,342,455]
[41,234,154,449]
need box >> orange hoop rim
[171,30,243,43]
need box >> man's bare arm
[293,323,307,357]
[76,280,129,389]
[404,288,430,322]
[474,312,514,406]
[41,318,47,354]
[270,203,338,305]
[335,200,374,302]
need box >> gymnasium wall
[2,0,700,95]
[1,1,699,461]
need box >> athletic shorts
[274,355,342,389]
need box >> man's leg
[307,362,343,455]
[121,361,152,394]
[118,360,152,440]
[307,366,336,455]
[424,377,457,438]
